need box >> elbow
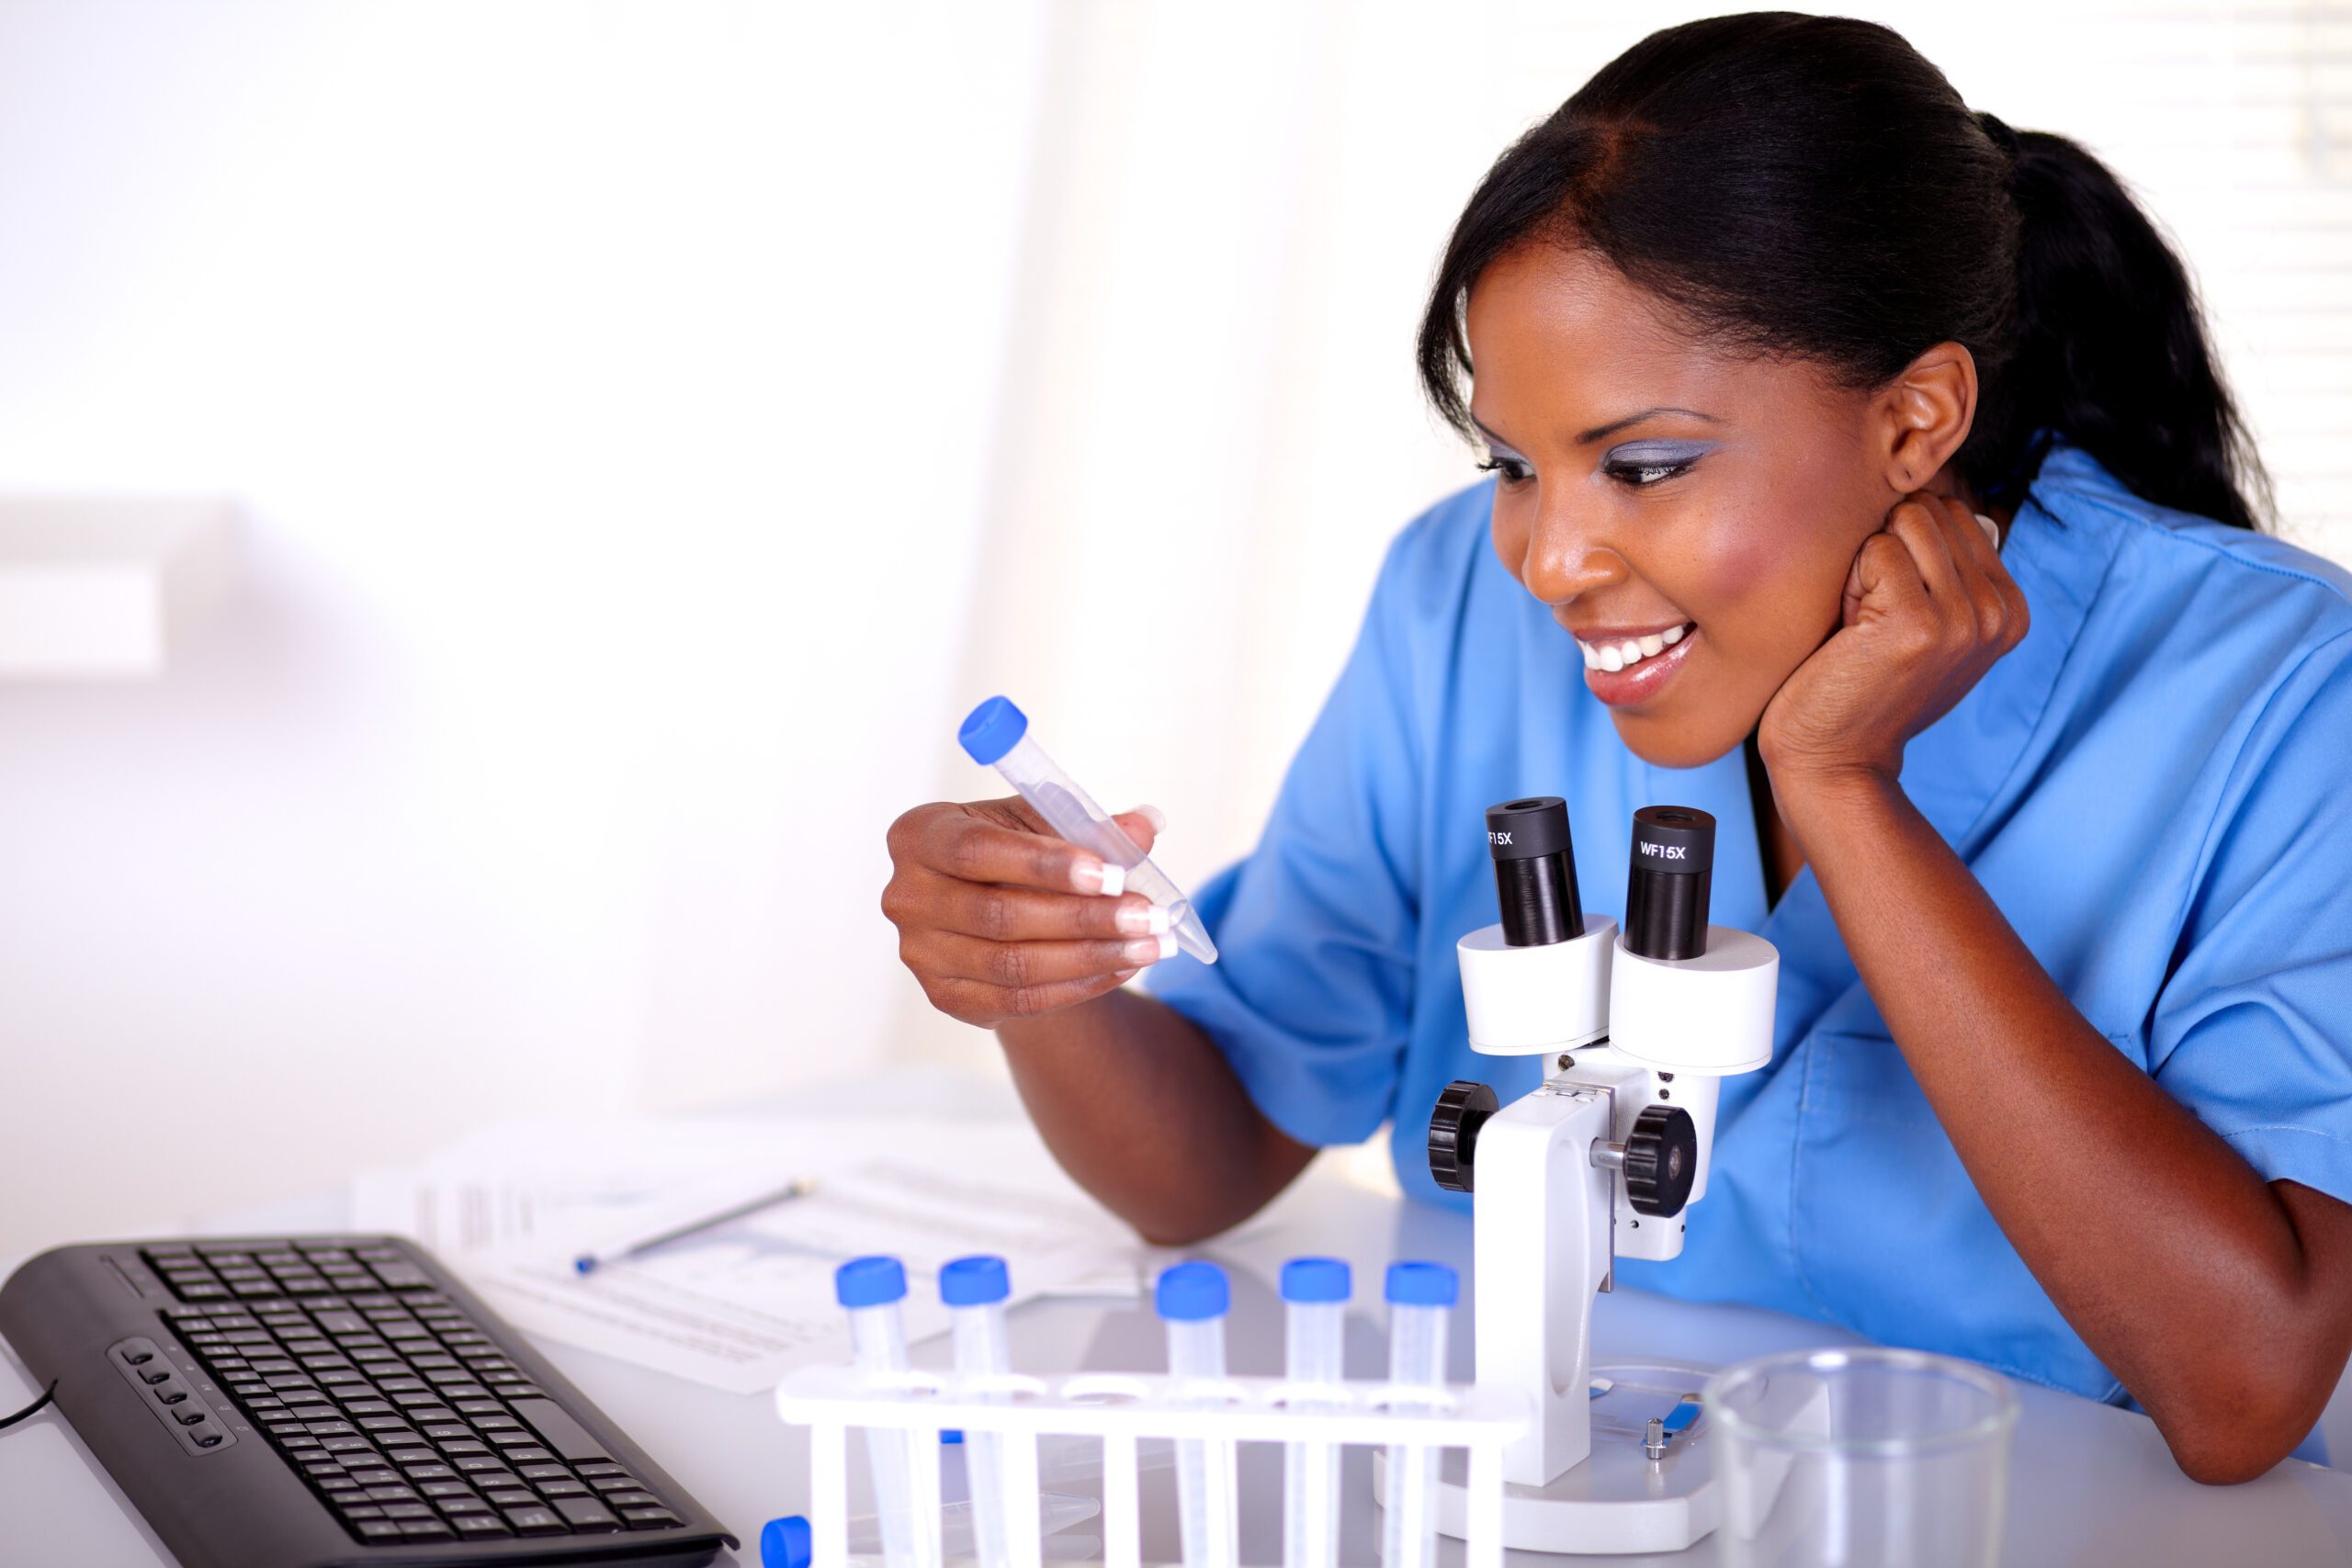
[2165,1432,2293,1487]
[1129,1193,1266,1250]
[2153,1365,2323,1485]
[1133,1217,1224,1250]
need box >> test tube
[958,695,1217,964]
[1157,1261,1238,1568]
[837,1256,938,1568]
[1380,1262,1456,1568]
[1280,1258,1350,1568]
[940,1255,1041,1568]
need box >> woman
[882,14,2352,1481]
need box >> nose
[1514,499,1629,607]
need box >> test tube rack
[774,1362,1531,1568]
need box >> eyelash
[1476,456,1697,489]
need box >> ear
[1871,341,1979,496]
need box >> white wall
[1,0,2342,1259]
[0,0,1056,1254]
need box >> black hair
[1416,11,2271,532]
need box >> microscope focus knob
[1622,1103,1699,1217]
[1427,1080,1498,1193]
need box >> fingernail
[1121,933,1177,965]
[1113,967,1143,983]
[1072,860,1127,897]
[1974,512,2001,551]
[1114,900,1171,937]
[1131,803,1169,834]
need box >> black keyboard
[0,1235,736,1567]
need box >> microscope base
[1374,1360,1718,1556]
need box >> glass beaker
[1703,1346,2018,1568]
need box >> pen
[571,1177,820,1275]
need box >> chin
[1608,711,1749,771]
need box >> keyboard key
[453,1516,512,1537]
[552,1495,621,1531]
[503,1506,563,1535]
[537,1480,589,1498]
[440,1495,494,1515]
[601,1490,661,1508]
[483,1488,538,1508]
[354,1519,401,1540]
[398,1520,455,1539]
[589,1475,644,1494]
[517,1464,571,1481]
[506,1399,607,1461]
[620,1506,684,1529]
[372,1263,435,1290]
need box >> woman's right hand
[882,796,1176,1028]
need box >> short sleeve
[2150,627,2352,1201]
[1139,522,1436,1148]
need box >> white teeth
[1575,622,1693,672]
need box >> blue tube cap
[835,1256,907,1309]
[940,1254,1011,1306]
[1154,1260,1230,1322]
[958,696,1029,766]
[761,1515,813,1568]
[1280,1257,1351,1304]
[1385,1260,1458,1308]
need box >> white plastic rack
[775,1363,1530,1568]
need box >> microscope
[1414,795,1779,1554]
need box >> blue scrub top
[1144,438,2352,1411]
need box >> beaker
[1704,1346,2018,1568]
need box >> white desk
[6,1156,2352,1566]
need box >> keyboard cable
[0,1378,58,1432]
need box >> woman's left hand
[1758,491,2030,788]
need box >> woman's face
[1464,241,1898,769]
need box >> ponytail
[1956,115,2272,530]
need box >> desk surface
[6,1152,2352,1566]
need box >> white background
[0,0,2345,1258]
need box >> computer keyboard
[0,1234,737,1567]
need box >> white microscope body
[1424,796,1779,1555]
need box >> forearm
[1778,768,2342,1480]
[998,985,1317,1247]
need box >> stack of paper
[352,1113,1143,1393]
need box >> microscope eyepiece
[1623,805,1715,962]
[1485,795,1583,946]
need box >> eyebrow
[1472,406,1724,451]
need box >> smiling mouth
[1573,622,1696,673]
